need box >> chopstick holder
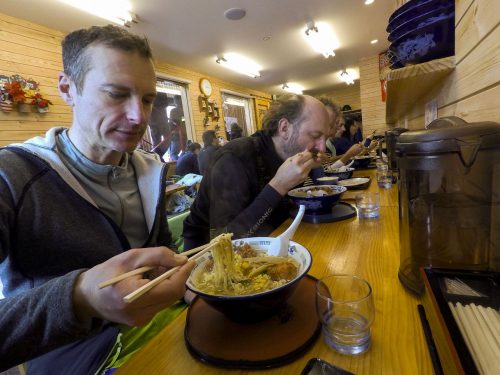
[98,243,214,289]
[123,244,214,304]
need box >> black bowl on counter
[287,185,346,215]
[352,155,374,169]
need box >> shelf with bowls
[385,56,455,124]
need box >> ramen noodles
[191,236,299,296]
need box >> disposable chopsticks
[98,243,213,289]
[448,302,500,375]
[122,244,214,303]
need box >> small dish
[323,167,355,180]
[337,177,371,190]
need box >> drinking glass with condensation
[316,274,375,355]
[355,192,380,219]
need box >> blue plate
[389,11,454,66]
[388,5,454,42]
[387,0,453,33]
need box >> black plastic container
[396,117,500,293]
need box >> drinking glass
[316,274,375,355]
[355,192,380,219]
[376,170,392,189]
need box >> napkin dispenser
[396,117,500,293]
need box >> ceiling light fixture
[303,21,338,58]
[365,0,375,5]
[339,69,355,85]
[60,0,136,26]
[216,53,261,78]
[282,83,304,95]
[370,39,378,44]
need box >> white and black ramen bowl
[186,238,312,322]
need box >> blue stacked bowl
[387,0,455,68]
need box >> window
[221,92,254,140]
[143,78,193,161]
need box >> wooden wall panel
[0,12,272,146]
[318,83,361,110]
[406,84,500,130]
[455,0,499,63]
[0,13,69,146]
[360,55,388,135]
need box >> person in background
[175,141,201,176]
[229,122,243,140]
[183,94,329,249]
[197,130,220,176]
[333,118,364,155]
[319,98,362,167]
[0,25,194,373]
[335,116,378,156]
[148,94,171,158]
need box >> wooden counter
[117,169,433,374]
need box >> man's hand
[269,149,327,195]
[339,143,363,164]
[73,247,195,326]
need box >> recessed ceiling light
[365,0,375,5]
[224,8,246,20]
[370,39,378,44]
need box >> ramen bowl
[288,185,346,215]
[186,238,312,322]
[323,166,355,180]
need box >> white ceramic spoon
[238,205,305,257]
[272,204,306,257]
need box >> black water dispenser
[396,117,500,293]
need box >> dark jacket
[0,128,174,373]
[183,132,290,249]
[197,144,219,176]
[175,150,199,176]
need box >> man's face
[64,45,157,164]
[325,106,338,138]
[335,117,345,137]
[282,97,329,158]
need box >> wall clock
[199,78,212,97]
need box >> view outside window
[221,93,254,140]
[143,78,193,161]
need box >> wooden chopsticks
[98,266,155,289]
[97,243,214,302]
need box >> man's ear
[58,72,75,106]
[277,118,291,140]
